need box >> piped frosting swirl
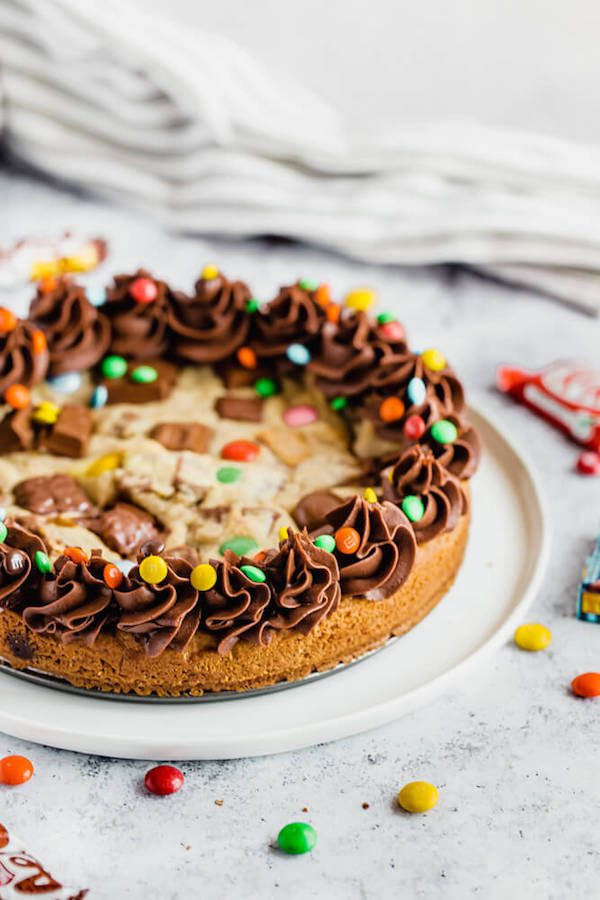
[0,319,49,394]
[101,269,171,359]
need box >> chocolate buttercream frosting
[101,269,171,359]
[0,318,49,394]
[423,415,482,479]
[113,551,200,657]
[168,271,251,363]
[264,529,341,634]
[0,521,46,609]
[251,282,324,358]
[318,496,417,601]
[202,550,271,655]
[22,551,113,646]
[293,489,343,530]
[383,445,467,543]
[29,278,110,374]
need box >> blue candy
[90,385,108,409]
[286,343,311,366]
[407,377,426,407]
[47,371,83,394]
[86,285,106,307]
[115,559,135,577]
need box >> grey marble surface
[1,173,599,900]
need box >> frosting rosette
[252,282,324,358]
[318,495,417,601]
[264,529,341,634]
[201,550,271,655]
[102,269,171,358]
[29,278,110,374]
[22,551,113,645]
[0,318,49,394]
[168,271,251,363]
[113,552,200,657]
[0,521,46,609]
[383,445,467,542]
[423,414,482,479]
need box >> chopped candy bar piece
[45,404,93,457]
[150,421,214,453]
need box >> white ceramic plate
[0,403,549,759]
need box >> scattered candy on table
[401,495,425,522]
[254,377,278,397]
[139,555,168,585]
[283,404,319,427]
[335,527,361,554]
[240,564,266,583]
[344,288,376,312]
[421,349,446,371]
[90,384,108,409]
[4,383,30,409]
[277,822,317,855]
[129,277,157,304]
[576,534,600,621]
[218,536,259,556]
[513,623,552,651]
[571,672,600,698]
[47,371,83,394]
[398,781,439,813]
[190,563,217,591]
[576,450,600,476]
[101,355,128,379]
[430,419,458,444]
[144,765,184,796]
[314,534,336,552]
[0,755,34,785]
[404,415,426,440]
[221,440,260,462]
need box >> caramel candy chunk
[214,395,264,422]
[150,421,214,453]
[45,404,93,458]
[13,473,95,517]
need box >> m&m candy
[221,440,260,462]
[407,377,427,407]
[0,522,6,544]
[63,547,89,565]
[254,377,277,397]
[86,453,121,477]
[421,349,446,371]
[90,385,108,409]
[401,495,425,522]
[286,343,311,366]
[103,563,123,589]
[129,277,157,304]
[31,329,47,355]
[326,303,341,324]
[144,764,184,796]
[87,285,107,307]
[398,781,439,813]
[216,466,242,484]
[513,623,552,651]
[277,822,317,855]
[139,555,168,585]
[219,536,259,556]
[0,308,17,332]
[404,415,426,441]
[377,312,396,325]
[299,278,318,291]
[379,397,405,423]
[47,372,82,394]
[576,451,600,476]
[0,755,34,785]
[34,551,51,574]
[314,534,336,553]
[5,384,30,409]
[363,488,377,503]
[283,405,318,427]
[378,321,405,342]
[237,347,257,369]
[330,396,347,411]
[335,527,361,554]
[101,355,127,379]
[344,288,376,312]
[314,284,331,307]
[202,264,219,280]
[571,672,600,698]
[32,401,60,425]
[240,564,266,583]
[430,420,458,444]
[246,298,261,313]
[279,526,289,542]
[190,563,217,591]
[131,365,157,384]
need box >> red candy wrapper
[497,360,600,450]
[0,824,87,898]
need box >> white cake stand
[0,403,549,759]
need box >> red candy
[576,451,600,476]
[129,277,157,304]
[221,440,260,462]
[571,672,600,698]
[404,414,426,441]
[145,764,184,795]
[498,360,600,450]
[378,321,405,342]
[0,755,33,785]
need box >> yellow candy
[32,401,60,425]
[363,488,377,503]
[344,288,376,312]
[279,526,289,542]
[398,781,439,813]
[139,555,168,585]
[190,563,217,592]
[421,349,446,372]
[513,623,552,652]
[62,245,99,273]
[30,259,62,280]
[202,263,219,280]
[85,453,122,477]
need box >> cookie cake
[0,268,480,695]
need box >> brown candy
[13,474,95,517]
[85,502,161,557]
[149,421,214,453]
[45,404,93,458]
[104,359,178,405]
[214,395,264,422]
[3,549,27,575]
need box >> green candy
[330,396,347,411]
[254,377,278,397]
[246,298,261,313]
[401,495,425,522]
[277,822,317,855]
[101,355,127,379]
[299,279,318,291]
[377,312,396,324]
[430,419,458,445]
[314,534,336,553]
[130,365,158,384]
[35,550,52,575]
[219,536,259,556]
[240,564,266,583]
[0,522,7,544]
[216,466,242,484]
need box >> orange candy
[40,275,58,293]
[379,397,405,423]
[335,526,361,555]
[326,303,341,324]
[31,329,47,355]
[63,546,89,565]
[0,308,17,332]
[571,672,600,698]
[314,283,332,308]
[4,384,30,409]
[237,346,258,370]
[0,755,34,785]
[103,563,123,589]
